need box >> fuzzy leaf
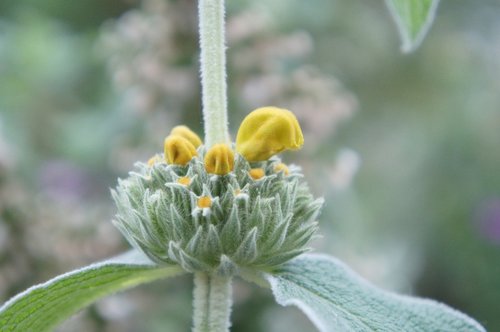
[266,254,485,332]
[0,251,184,332]
[386,0,440,52]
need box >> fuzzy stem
[193,273,233,332]
[198,0,230,147]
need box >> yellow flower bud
[236,107,304,162]
[170,125,202,148]
[197,196,212,208]
[249,168,265,180]
[164,135,197,166]
[274,163,290,176]
[204,144,235,175]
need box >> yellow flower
[249,168,265,180]
[197,196,212,208]
[164,135,197,165]
[204,144,235,175]
[236,107,304,162]
[170,125,202,148]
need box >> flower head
[236,107,304,162]
[204,144,235,175]
[113,111,321,274]
[164,135,198,165]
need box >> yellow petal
[204,144,235,175]
[170,125,202,148]
[164,135,197,165]
[236,107,304,162]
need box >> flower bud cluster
[112,108,323,274]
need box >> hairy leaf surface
[0,251,183,332]
[266,254,485,332]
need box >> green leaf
[0,250,184,332]
[385,0,440,52]
[266,254,485,332]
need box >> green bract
[112,148,323,274]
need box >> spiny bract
[112,149,323,274]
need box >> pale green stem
[193,0,232,329]
[198,0,230,147]
[193,272,233,332]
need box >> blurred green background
[1,0,499,331]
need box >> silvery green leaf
[266,254,485,332]
[0,250,183,332]
[385,0,440,52]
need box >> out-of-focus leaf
[266,254,485,332]
[0,250,184,332]
[385,0,440,52]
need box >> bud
[170,125,202,148]
[164,135,197,165]
[204,144,235,175]
[177,176,191,186]
[249,168,265,180]
[236,107,304,162]
[197,196,212,208]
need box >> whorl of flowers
[112,107,323,274]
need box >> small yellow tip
[147,154,162,167]
[177,176,191,186]
[164,135,197,166]
[234,189,241,196]
[249,168,265,180]
[274,163,290,176]
[197,196,212,208]
[236,106,304,162]
[204,144,235,175]
[170,125,202,148]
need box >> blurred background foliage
[0,0,499,331]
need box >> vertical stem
[193,273,233,332]
[198,0,230,147]
[195,1,232,329]
[193,273,210,331]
